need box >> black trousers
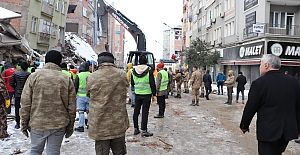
[205,86,211,97]
[258,135,289,155]
[227,87,233,103]
[133,94,151,131]
[157,95,165,116]
[5,92,14,114]
[236,89,245,100]
[15,97,21,124]
[217,82,224,94]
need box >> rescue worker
[87,52,129,155]
[174,69,182,98]
[164,68,172,99]
[16,63,21,70]
[189,66,202,106]
[183,68,190,93]
[60,62,73,80]
[20,50,76,154]
[131,55,156,137]
[28,61,40,73]
[74,62,91,132]
[127,63,135,107]
[0,64,4,73]
[2,63,17,114]
[9,62,31,129]
[154,62,168,118]
[0,75,10,138]
[168,67,174,96]
[68,65,77,80]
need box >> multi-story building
[112,24,125,68]
[188,0,300,83]
[1,0,69,53]
[66,0,95,45]
[182,0,193,52]
[163,26,183,60]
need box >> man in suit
[203,70,212,100]
[235,71,247,104]
[239,54,300,155]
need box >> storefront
[221,41,264,84]
[267,41,300,77]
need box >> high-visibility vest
[158,70,169,91]
[27,67,34,73]
[62,70,72,78]
[16,65,21,70]
[132,69,151,95]
[77,71,90,96]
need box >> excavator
[97,0,155,69]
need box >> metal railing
[267,24,300,36]
[37,32,50,45]
[41,2,54,17]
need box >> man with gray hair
[239,54,300,154]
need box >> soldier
[168,67,174,96]
[174,69,182,98]
[0,75,10,138]
[183,68,190,93]
[189,66,202,106]
[20,50,76,155]
[74,62,91,132]
[87,52,129,155]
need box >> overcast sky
[105,0,182,60]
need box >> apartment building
[66,0,95,46]
[163,26,183,60]
[182,0,193,52]
[1,0,69,53]
[188,0,300,83]
[112,24,125,68]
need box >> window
[38,19,51,34]
[225,0,234,11]
[214,27,222,40]
[61,1,67,14]
[31,16,38,33]
[50,23,57,37]
[44,0,54,5]
[83,7,87,17]
[56,0,60,11]
[269,12,293,28]
[202,15,206,26]
[225,21,234,37]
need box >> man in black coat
[239,54,300,155]
[9,62,31,129]
[235,71,247,104]
[203,70,212,100]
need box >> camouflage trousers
[0,105,9,138]
[192,88,200,102]
[95,136,127,155]
[177,83,182,96]
[183,81,189,90]
[168,82,174,93]
[201,86,205,94]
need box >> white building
[163,26,183,59]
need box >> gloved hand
[65,122,74,138]
[5,100,10,108]
[21,121,30,138]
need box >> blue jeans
[77,96,90,127]
[131,87,135,106]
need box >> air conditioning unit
[216,37,222,45]
[211,18,216,23]
[220,12,225,18]
[196,8,201,15]
[210,40,215,46]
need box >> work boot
[242,100,245,104]
[75,126,84,132]
[141,130,153,137]
[154,114,164,118]
[174,94,179,98]
[15,123,20,129]
[190,101,195,106]
[235,100,238,103]
[134,128,140,135]
[176,95,181,98]
[195,101,199,106]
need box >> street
[1,86,300,155]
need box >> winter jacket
[75,62,90,94]
[203,73,212,88]
[131,65,156,96]
[87,63,129,140]
[216,73,226,83]
[225,75,235,88]
[190,70,203,89]
[236,75,247,90]
[10,70,31,98]
[20,63,76,131]
[184,71,189,82]
[174,72,182,84]
[2,67,18,92]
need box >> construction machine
[97,0,155,69]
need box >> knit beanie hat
[45,50,62,66]
[139,55,148,65]
[97,52,115,65]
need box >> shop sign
[268,41,300,59]
[244,0,258,11]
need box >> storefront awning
[221,60,300,66]
[281,61,300,67]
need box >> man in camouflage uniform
[0,75,10,138]
[20,50,76,155]
[189,66,202,106]
[87,52,129,155]
[168,67,174,96]
[183,68,190,93]
[174,69,182,98]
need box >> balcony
[88,2,94,11]
[268,24,300,36]
[41,2,54,17]
[37,32,50,45]
[87,19,94,27]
